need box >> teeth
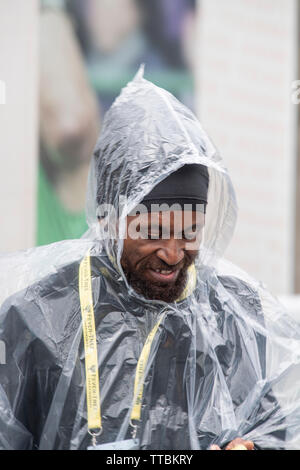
[155,269,172,274]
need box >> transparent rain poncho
[1,68,300,450]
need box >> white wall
[0,0,39,252]
[196,0,298,295]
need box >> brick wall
[196,0,298,294]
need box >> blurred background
[0,0,300,313]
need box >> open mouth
[147,268,180,283]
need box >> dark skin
[210,438,254,450]
[121,210,203,303]
[119,210,254,450]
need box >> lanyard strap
[79,251,165,442]
[130,312,165,422]
[79,250,102,435]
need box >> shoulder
[203,259,270,381]
[0,239,106,317]
[0,259,82,362]
[0,243,108,361]
[213,258,265,322]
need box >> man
[0,69,297,450]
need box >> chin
[133,275,187,303]
[123,262,189,303]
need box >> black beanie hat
[138,164,209,213]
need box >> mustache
[144,261,184,272]
[141,253,194,273]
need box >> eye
[183,231,197,241]
[138,226,151,239]
[149,231,160,239]
[183,227,203,241]
[149,226,164,239]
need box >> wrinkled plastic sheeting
[0,239,94,305]
[0,69,300,449]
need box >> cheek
[134,242,159,265]
[137,245,164,272]
[122,240,154,268]
[184,234,203,252]
[183,248,199,263]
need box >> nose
[156,239,185,266]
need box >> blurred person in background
[38,1,100,246]
[38,0,196,247]
[68,0,196,114]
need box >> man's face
[121,210,204,302]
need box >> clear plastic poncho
[1,67,300,450]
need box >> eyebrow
[183,223,203,232]
[141,223,203,233]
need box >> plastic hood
[85,66,237,272]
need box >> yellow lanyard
[79,250,102,439]
[79,250,165,443]
[130,311,165,424]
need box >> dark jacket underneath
[0,253,284,450]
